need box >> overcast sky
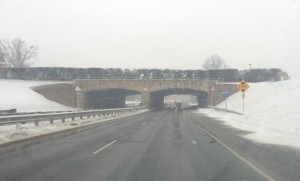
[1,0,299,76]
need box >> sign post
[221,92,230,109]
[237,81,250,115]
[242,93,245,115]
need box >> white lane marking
[141,123,147,126]
[194,122,275,181]
[92,140,117,155]
[192,140,197,145]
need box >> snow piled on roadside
[198,79,300,148]
[0,110,148,144]
[0,79,75,112]
[0,117,105,144]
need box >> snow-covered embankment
[0,79,75,112]
[198,79,300,148]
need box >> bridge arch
[149,88,208,110]
[84,88,141,109]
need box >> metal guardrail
[212,107,243,115]
[0,110,76,116]
[0,107,146,127]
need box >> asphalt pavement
[0,109,299,181]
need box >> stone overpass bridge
[70,79,238,110]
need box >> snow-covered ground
[198,79,300,149]
[0,79,75,112]
[125,100,141,107]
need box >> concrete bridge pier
[141,92,150,108]
[75,91,84,109]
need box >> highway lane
[0,109,272,181]
[188,111,300,181]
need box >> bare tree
[202,54,229,70]
[0,48,5,67]
[0,38,38,67]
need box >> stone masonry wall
[33,83,76,108]
[212,84,239,106]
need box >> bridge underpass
[74,79,238,110]
[150,88,208,110]
[84,89,141,109]
[84,88,207,110]
[164,95,198,108]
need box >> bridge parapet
[74,79,213,92]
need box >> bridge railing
[74,77,214,81]
[0,107,147,127]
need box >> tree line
[0,67,286,82]
[0,38,285,82]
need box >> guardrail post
[34,121,39,126]
[50,119,54,124]
[80,116,83,119]
[72,117,75,121]
[62,118,65,123]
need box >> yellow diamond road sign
[237,81,250,92]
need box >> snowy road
[1,109,299,181]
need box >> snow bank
[0,79,75,112]
[198,79,300,148]
[0,110,148,144]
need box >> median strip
[93,140,117,155]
